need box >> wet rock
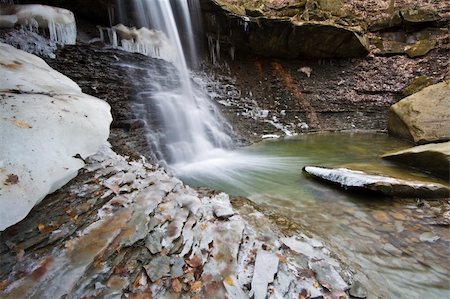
[310,260,349,291]
[303,166,450,198]
[406,39,436,58]
[388,81,450,144]
[349,280,368,298]
[144,256,171,282]
[382,142,450,180]
[419,232,440,243]
[171,257,185,277]
[250,250,279,299]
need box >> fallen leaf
[11,118,32,129]
[172,278,182,293]
[4,174,19,185]
[277,253,286,263]
[38,224,46,233]
[372,211,390,223]
[200,223,207,231]
[190,281,202,293]
[224,276,234,286]
[313,281,320,288]
[187,255,202,268]
[0,280,11,292]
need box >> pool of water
[177,132,450,298]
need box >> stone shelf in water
[303,166,450,198]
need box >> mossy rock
[406,39,436,58]
[400,9,440,24]
[402,76,434,96]
[317,0,342,14]
[369,12,402,31]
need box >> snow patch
[0,43,112,230]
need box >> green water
[181,132,450,299]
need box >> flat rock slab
[382,142,450,180]
[303,166,450,198]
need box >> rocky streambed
[0,146,360,298]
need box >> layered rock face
[0,42,112,230]
[201,0,369,59]
[388,81,450,144]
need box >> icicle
[97,24,176,62]
[0,5,77,45]
[229,46,235,61]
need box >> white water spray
[127,0,233,167]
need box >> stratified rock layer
[202,0,369,58]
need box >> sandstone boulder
[382,142,450,180]
[388,81,450,144]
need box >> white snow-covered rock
[0,42,112,230]
[303,166,450,198]
[0,4,76,45]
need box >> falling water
[127,0,233,167]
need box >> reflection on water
[177,132,450,299]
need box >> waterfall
[127,0,233,167]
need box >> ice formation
[0,4,76,45]
[98,24,176,62]
[0,42,112,230]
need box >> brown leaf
[172,278,182,293]
[190,281,202,293]
[5,174,19,185]
[224,276,234,286]
[38,224,46,233]
[11,118,32,129]
[186,255,202,268]
[277,253,287,263]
